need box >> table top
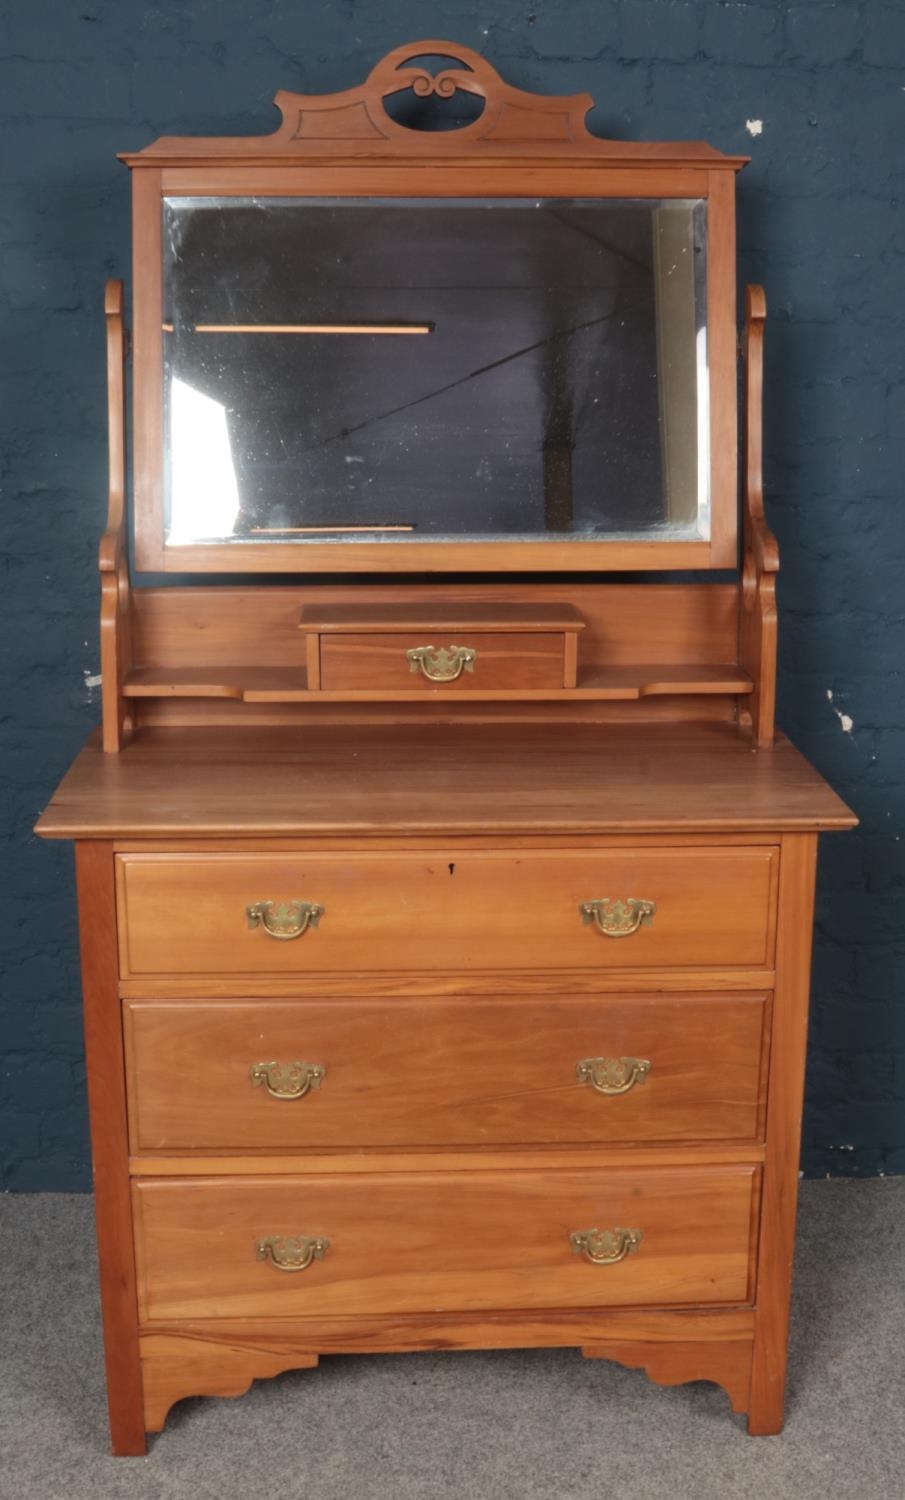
[35,723,856,840]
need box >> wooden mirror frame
[124,40,748,574]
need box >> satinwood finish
[33,41,856,1453]
[319,632,567,692]
[99,283,131,752]
[132,1165,759,1321]
[123,992,770,1151]
[124,40,744,576]
[102,579,766,727]
[36,725,853,841]
[74,843,145,1455]
[114,845,778,975]
[302,603,586,692]
[740,286,778,748]
[299,602,587,631]
[747,833,818,1434]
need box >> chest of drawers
[37,723,854,1453]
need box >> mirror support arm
[738,284,778,749]
[100,279,134,753]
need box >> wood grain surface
[132,1164,759,1321]
[114,845,778,975]
[75,843,147,1456]
[319,631,566,691]
[123,991,769,1152]
[35,724,856,839]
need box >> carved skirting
[140,1318,753,1435]
[141,1331,319,1433]
[582,1339,752,1415]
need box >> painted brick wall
[2,1,903,1189]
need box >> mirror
[162,196,709,549]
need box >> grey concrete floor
[0,1180,903,1499]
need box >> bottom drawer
[133,1166,759,1321]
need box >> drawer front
[116,847,778,976]
[125,993,769,1151]
[133,1165,758,1321]
[319,632,565,691]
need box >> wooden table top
[35,724,856,840]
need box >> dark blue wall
[3,1,904,1189]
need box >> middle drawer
[124,992,769,1152]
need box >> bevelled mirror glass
[162,196,709,549]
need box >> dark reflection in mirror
[163,197,708,546]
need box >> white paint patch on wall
[826,688,854,734]
[746,118,764,137]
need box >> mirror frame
[123,40,747,574]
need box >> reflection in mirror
[162,197,709,548]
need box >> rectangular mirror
[162,196,709,551]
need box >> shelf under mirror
[121,663,753,703]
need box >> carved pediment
[122,39,746,167]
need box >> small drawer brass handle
[246,900,324,940]
[580,898,656,938]
[250,1061,326,1099]
[576,1056,651,1095]
[256,1235,330,1272]
[570,1227,643,1265]
[406,644,476,683]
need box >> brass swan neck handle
[256,1235,330,1272]
[580,898,656,938]
[250,1061,326,1099]
[406,644,477,683]
[570,1227,643,1265]
[576,1056,651,1095]
[247,900,324,940]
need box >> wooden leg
[76,842,147,1456]
[747,834,817,1437]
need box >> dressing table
[36,42,855,1453]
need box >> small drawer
[299,601,585,692]
[133,1164,759,1321]
[115,847,778,977]
[319,632,567,691]
[124,992,770,1152]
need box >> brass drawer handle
[256,1235,330,1272]
[580,898,656,938]
[570,1227,643,1265]
[406,644,476,683]
[246,900,324,940]
[576,1056,651,1094]
[250,1061,326,1099]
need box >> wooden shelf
[123,664,752,704]
[576,665,753,699]
[123,668,309,700]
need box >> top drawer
[116,847,778,977]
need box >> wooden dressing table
[37,42,855,1453]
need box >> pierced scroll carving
[124,40,747,166]
[277,41,593,150]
